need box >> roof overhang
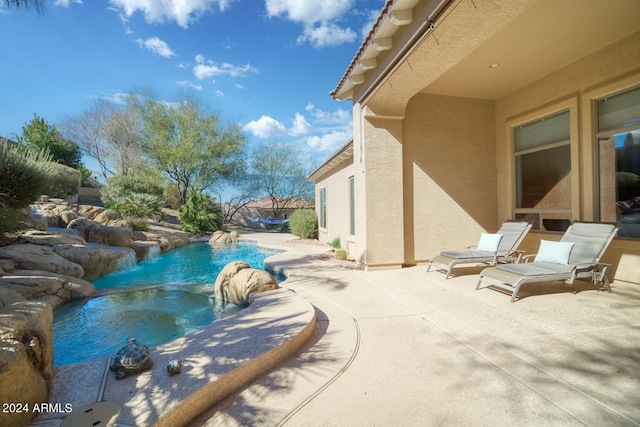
[331,0,640,108]
[307,139,354,182]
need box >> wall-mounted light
[489,63,500,69]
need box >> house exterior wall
[323,0,640,282]
[403,93,497,263]
[494,31,640,284]
[315,159,355,256]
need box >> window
[513,110,572,231]
[349,176,355,236]
[597,86,640,238]
[319,187,327,229]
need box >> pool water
[53,241,281,366]
[92,241,278,289]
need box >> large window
[349,176,355,236]
[319,187,327,229]
[514,110,572,231]
[597,86,640,238]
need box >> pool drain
[61,401,122,427]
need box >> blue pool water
[92,241,278,289]
[53,241,281,366]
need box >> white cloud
[136,36,175,58]
[104,92,128,105]
[305,103,351,125]
[215,90,224,97]
[109,0,236,28]
[265,0,356,47]
[306,130,351,152]
[265,0,353,25]
[54,0,83,7]
[177,80,203,91]
[193,55,258,80]
[290,112,313,136]
[297,22,356,48]
[243,116,287,138]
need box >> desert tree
[127,90,245,206]
[61,99,144,181]
[248,142,315,220]
[19,114,82,168]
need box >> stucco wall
[315,159,355,257]
[360,114,406,268]
[403,93,498,263]
[495,30,640,283]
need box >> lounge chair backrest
[561,222,618,266]
[496,221,532,252]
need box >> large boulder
[0,270,95,309]
[209,230,240,245]
[52,244,136,281]
[214,261,279,306]
[135,228,190,253]
[0,244,84,279]
[21,230,88,246]
[68,218,134,248]
[0,302,53,427]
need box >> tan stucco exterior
[315,0,640,281]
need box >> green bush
[289,209,317,239]
[102,175,165,219]
[0,145,52,238]
[328,236,341,249]
[107,192,164,220]
[178,192,223,234]
[42,161,82,198]
[0,144,51,209]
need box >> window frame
[506,97,580,231]
[348,175,355,236]
[594,85,640,239]
[319,187,327,230]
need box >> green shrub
[107,192,164,220]
[178,192,223,234]
[0,144,51,209]
[0,145,52,238]
[42,161,82,198]
[334,248,347,260]
[289,209,317,239]
[101,175,164,207]
[328,236,341,248]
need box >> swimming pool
[53,241,282,366]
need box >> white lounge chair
[476,221,618,302]
[426,221,532,279]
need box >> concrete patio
[31,233,640,426]
[197,233,640,427]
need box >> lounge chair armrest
[521,253,537,263]
[465,245,478,250]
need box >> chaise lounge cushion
[476,233,503,252]
[497,262,573,277]
[439,250,495,259]
[535,240,575,265]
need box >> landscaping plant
[178,192,223,234]
[289,209,317,239]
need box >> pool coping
[30,285,316,427]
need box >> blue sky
[0,0,382,170]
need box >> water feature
[53,241,282,366]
